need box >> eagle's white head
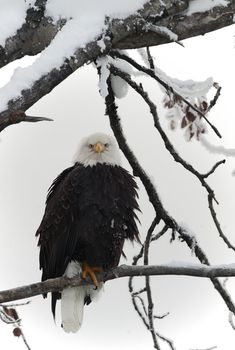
[73,132,121,167]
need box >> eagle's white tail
[61,285,86,333]
[61,261,103,333]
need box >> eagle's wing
[36,164,140,316]
[36,163,83,282]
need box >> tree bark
[1,263,235,304]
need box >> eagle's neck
[73,149,121,167]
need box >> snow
[200,135,235,157]
[46,0,148,21]
[138,50,214,98]
[96,54,133,99]
[0,0,148,113]
[186,0,229,15]
[96,57,110,98]
[156,71,213,99]
[146,24,178,42]
[0,0,33,46]
[178,222,197,255]
[156,261,235,270]
[137,50,214,141]
[136,56,214,141]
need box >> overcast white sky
[0,4,235,350]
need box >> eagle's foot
[81,261,102,288]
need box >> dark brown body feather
[36,163,140,314]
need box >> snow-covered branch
[0,0,234,131]
[0,0,59,68]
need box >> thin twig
[0,110,53,132]
[229,312,235,330]
[132,287,147,296]
[0,301,30,308]
[207,83,222,113]
[151,225,169,242]
[208,194,235,251]
[202,160,226,179]
[156,331,176,350]
[146,47,155,70]
[20,329,31,350]
[134,295,148,316]
[0,305,31,350]
[0,310,20,324]
[154,312,170,320]
[144,218,161,349]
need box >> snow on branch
[1,263,235,304]
[0,0,59,69]
[0,0,234,131]
[110,50,221,138]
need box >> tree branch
[1,264,235,304]
[2,0,234,66]
[110,51,222,138]
[0,1,234,131]
[103,71,235,317]
[0,1,61,68]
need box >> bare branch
[0,110,53,132]
[146,47,155,70]
[143,218,161,349]
[104,75,168,224]
[155,331,176,350]
[2,264,235,304]
[202,160,226,179]
[108,64,235,259]
[103,68,235,316]
[177,226,235,315]
[208,194,235,252]
[151,225,169,242]
[189,346,217,350]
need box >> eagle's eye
[104,143,109,148]
[88,144,93,149]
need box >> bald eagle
[36,133,140,332]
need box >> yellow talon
[82,262,102,287]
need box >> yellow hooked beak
[94,142,105,153]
